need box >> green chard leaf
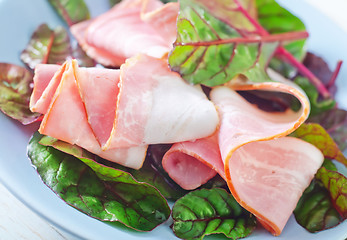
[293,76,335,116]
[0,63,41,124]
[39,136,185,200]
[48,0,90,26]
[169,0,279,86]
[109,0,121,7]
[256,0,307,77]
[29,132,170,231]
[316,167,347,218]
[291,123,347,167]
[294,179,343,233]
[171,188,256,240]
[20,24,71,70]
[168,0,307,87]
[309,108,347,151]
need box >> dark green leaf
[0,63,40,124]
[20,24,71,70]
[293,76,335,116]
[172,188,256,240]
[294,180,343,232]
[168,0,281,87]
[256,0,306,77]
[29,132,170,231]
[309,108,347,151]
[316,167,347,218]
[109,0,121,7]
[291,123,347,167]
[39,136,185,200]
[48,0,90,26]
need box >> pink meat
[70,0,179,67]
[228,138,323,235]
[162,134,224,190]
[211,86,323,236]
[30,63,63,114]
[103,54,219,149]
[32,60,147,169]
[75,67,120,146]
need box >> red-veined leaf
[0,63,40,124]
[20,24,71,70]
[291,123,347,167]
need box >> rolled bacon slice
[70,0,179,67]
[31,61,148,169]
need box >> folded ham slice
[211,86,323,236]
[70,0,179,67]
[30,54,219,169]
[103,54,219,149]
[31,61,148,169]
[162,73,323,236]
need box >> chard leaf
[171,188,256,240]
[309,108,347,151]
[294,180,343,233]
[291,123,347,167]
[0,63,40,124]
[109,0,121,7]
[48,0,90,26]
[316,167,347,219]
[168,0,281,86]
[40,136,185,200]
[293,76,335,116]
[256,0,306,77]
[303,53,337,96]
[71,44,96,67]
[29,132,170,231]
[20,24,71,70]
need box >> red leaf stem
[234,0,332,98]
[277,47,331,98]
[326,60,343,90]
[175,31,308,47]
[43,33,55,64]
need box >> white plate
[0,0,346,239]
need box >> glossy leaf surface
[20,24,71,70]
[0,63,40,124]
[291,123,347,167]
[172,188,256,240]
[294,76,335,116]
[39,136,185,200]
[309,108,347,151]
[29,133,170,231]
[168,0,281,86]
[48,0,90,26]
[316,167,347,218]
[256,0,306,76]
[294,180,343,233]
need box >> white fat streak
[123,145,148,169]
[99,145,148,170]
[232,137,324,197]
[143,74,219,144]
